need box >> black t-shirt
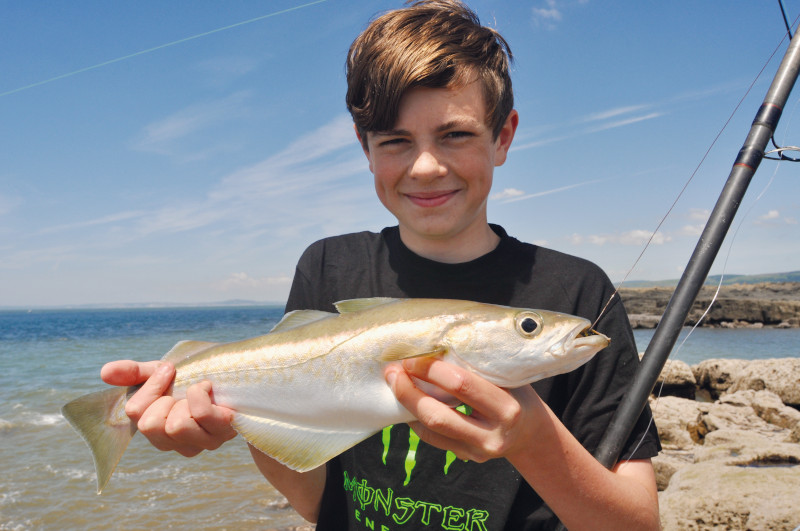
[285,225,660,530]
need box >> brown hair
[346,0,514,147]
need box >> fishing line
[0,0,328,98]
[590,11,800,331]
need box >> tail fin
[61,386,138,494]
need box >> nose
[409,149,446,181]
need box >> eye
[445,131,473,140]
[515,312,542,337]
[379,137,407,147]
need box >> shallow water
[0,306,309,530]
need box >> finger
[124,362,175,422]
[185,381,237,443]
[136,395,182,451]
[391,365,478,461]
[161,399,206,457]
[101,359,162,386]
[387,364,475,440]
[401,357,510,415]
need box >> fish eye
[516,312,542,337]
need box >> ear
[354,124,374,173]
[493,109,519,167]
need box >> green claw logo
[381,404,473,485]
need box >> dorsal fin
[269,310,335,333]
[335,297,399,314]
[161,340,219,364]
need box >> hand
[384,357,542,464]
[101,360,237,457]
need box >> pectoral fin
[232,413,374,472]
[379,343,446,362]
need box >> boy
[102,1,661,528]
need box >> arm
[101,360,326,523]
[385,358,660,531]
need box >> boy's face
[358,82,517,258]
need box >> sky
[2,0,800,307]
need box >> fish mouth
[567,323,610,352]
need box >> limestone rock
[704,393,787,437]
[659,462,800,531]
[695,428,800,466]
[650,396,708,449]
[628,314,660,329]
[728,358,800,407]
[656,359,697,399]
[693,358,748,399]
[651,449,694,491]
[747,389,800,432]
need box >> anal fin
[232,412,375,472]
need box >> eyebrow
[373,119,480,137]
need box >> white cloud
[532,0,562,28]
[680,224,704,237]
[130,114,366,238]
[32,115,368,263]
[620,230,671,246]
[582,105,651,123]
[38,210,146,235]
[584,112,663,134]
[133,91,252,154]
[754,209,798,227]
[570,230,671,246]
[216,272,292,291]
[511,107,662,153]
[497,179,604,203]
[688,208,710,221]
[490,188,525,201]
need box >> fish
[61,297,610,493]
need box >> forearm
[247,444,326,523]
[508,396,659,530]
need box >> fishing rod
[593,25,800,469]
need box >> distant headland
[620,272,800,329]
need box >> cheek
[371,159,402,192]
[373,174,388,204]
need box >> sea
[1,306,798,530]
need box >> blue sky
[2,1,800,307]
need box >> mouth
[404,190,459,208]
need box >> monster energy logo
[342,405,491,530]
[382,404,473,485]
[343,472,490,530]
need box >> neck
[399,223,500,264]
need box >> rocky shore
[652,357,800,530]
[620,282,800,329]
